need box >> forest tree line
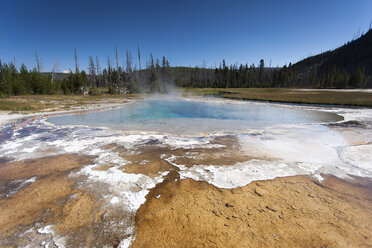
[0,47,174,96]
[174,59,371,89]
[1,56,370,97]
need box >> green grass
[0,94,140,112]
[1,89,371,112]
[0,100,37,111]
[184,88,372,107]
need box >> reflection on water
[48,99,343,133]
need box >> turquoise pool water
[48,98,342,133]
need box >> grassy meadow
[184,88,372,107]
[1,88,371,113]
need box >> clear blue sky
[1,0,371,72]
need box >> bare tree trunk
[107,56,111,71]
[35,52,41,72]
[95,56,101,87]
[74,47,79,73]
[96,56,100,75]
[51,59,58,84]
[107,56,112,87]
[126,50,132,73]
[115,45,119,71]
[137,45,142,89]
[137,45,141,71]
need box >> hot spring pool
[48,98,343,133]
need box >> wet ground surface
[132,174,372,248]
[0,98,372,247]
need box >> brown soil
[123,159,174,178]
[170,136,256,166]
[101,143,119,150]
[0,154,92,182]
[55,192,96,233]
[44,186,133,248]
[169,147,253,167]
[132,175,372,248]
[92,163,116,171]
[2,138,372,247]
[119,136,254,178]
[0,174,76,239]
[0,154,134,248]
[0,154,94,241]
[118,145,175,177]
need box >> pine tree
[259,59,264,84]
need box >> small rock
[225,203,234,208]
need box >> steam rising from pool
[48,98,342,134]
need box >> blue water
[48,98,342,133]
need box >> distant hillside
[294,29,372,74]
[291,29,372,87]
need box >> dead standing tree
[137,45,142,90]
[51,59,58,84]
[115,45,119,72]
[35,51,42,73]
[95,56,101,87]
[115,45,124,90]
[74,47,79,73]
[137,45,141,71]
[126,49,132,73]
[107,56,112,88]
